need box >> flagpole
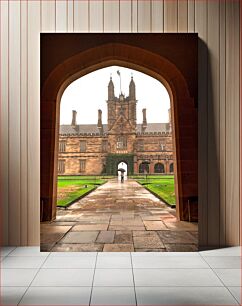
[120,75,122,95]
[117,70,121,94]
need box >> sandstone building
[58,76,174,175]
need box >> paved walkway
[41,179,198,252]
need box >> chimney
[97,109,103,134]
[71,110,77,127]
[142,108,147,133]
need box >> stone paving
[41,179,198,252]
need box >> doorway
[117,162,128,181]
[41,33,198,224]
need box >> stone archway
[41,34,198,222]
[139,162,150,174]
[117,161,128,180]
[154,163,165,174]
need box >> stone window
[139,162,149,173]
[154,162,165,173]
[170,163,174,173]
[116,136,127,149]
[102,140,108,152]
[80,140,87,152]
[58,160,65,174]
[79,160,86,173]
[137,140,144,151]
[59,141,66,152]
[160,143,165,151]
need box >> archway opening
[117,162,128,181]
[154,163,165,174]
[56,65,176,209]
[139,162,150,174]
[41,37,198,229]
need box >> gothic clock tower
[106,76,137,154]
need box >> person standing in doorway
[121,172,124,183]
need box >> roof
[137,123,169,133]
[59,123,170,135]
[60,124,107,135]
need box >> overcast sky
[60,66,170,125]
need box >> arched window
[139,162,149,173]
[154,163,165,173]
[170,163,174,173]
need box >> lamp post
[143,160,150,182]
[165,155,169,174]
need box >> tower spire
[129,74,136,100]
[108,76,114,100]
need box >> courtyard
[41,179,198,252]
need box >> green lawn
[57,176,107,207]
[57,175,175,208]
[135,175,176,206]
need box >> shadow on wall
[198,38,220,248]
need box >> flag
[117,70,120,76]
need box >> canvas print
[40,34,198,252]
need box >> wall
[0,0,240,247]
[59,135,106,175]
